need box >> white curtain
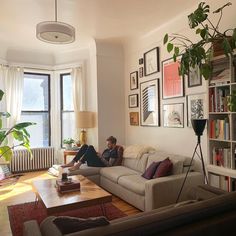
[0,66,24,128]
[71,67,85,114]
[0,65,8,113]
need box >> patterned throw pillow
[53,216,109,234]
[142,161,161,179]
[153,157,173,178]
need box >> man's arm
[100,157,116,167]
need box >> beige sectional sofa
[68,148,204,211]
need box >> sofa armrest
[145,172,203,211]
[23,220,42,236]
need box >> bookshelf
[208,54,236,192]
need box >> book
[56,179,81,193]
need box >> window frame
[22,72,51,147]
[60,73,74,147]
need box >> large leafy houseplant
[0,89,36,161]
[164,2,236,80]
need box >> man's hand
[97,152,102,158]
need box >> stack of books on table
[56,179,81,193]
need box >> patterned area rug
[8,201,126,236]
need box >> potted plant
[0,89,36,162]
[63,138,75,149]
[163,2,236,80]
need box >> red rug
[8,201,126,236]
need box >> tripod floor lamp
[176,119,208,203]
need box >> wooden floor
[0,171,140,236]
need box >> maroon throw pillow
[142,161,161,179]
[153,158,173,178]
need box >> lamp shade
[76,111,94,128]
[191,119,207,136]
[36,21,75,44]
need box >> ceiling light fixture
[36,0,75,44]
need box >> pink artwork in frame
[162,58,184,99]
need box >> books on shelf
[209,118,230,140]
[211,146,231,168]
[209,173,230,191]
[209,87,230,112]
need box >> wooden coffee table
[32,175,112,215]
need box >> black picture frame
[129,94,139,108]
[163,103,184,128]
[140,79,160,126]
[130,71,138,90]
[144,47,159,76]
[188,66,202,87]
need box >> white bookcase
[207,54,236,191]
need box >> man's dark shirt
[101,146,118,166]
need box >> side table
[63,150,79,164]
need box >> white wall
[96,40,125,151]
[123,0,236,160]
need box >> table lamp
[76,111,94,145]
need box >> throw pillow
[142,161,161,179]
[53,216,110,234]
[153,157,173,178]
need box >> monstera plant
[0,89,36,161]
[164,2,236,79]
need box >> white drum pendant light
[36,0,75,44]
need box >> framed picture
[130,71,138,90]
[139,67,143,78]
[129,94,138,108]
[188,66,202,87]
[130,112,139,126]
[162,57,184,99]
[144,47,160,76]
[139,58,144,65]
[187,93,206,127]
[163,103,184,128]
[140,79,160,126]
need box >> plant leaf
[167,43,174,52]
[222,37,232,56]
[0,90,4,101]
[12,122,36,130]
[174,47,180,56]
[201,63,212,80]
[163,34,168,45]
[0,146,13,161]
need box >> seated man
[62,136,121,171]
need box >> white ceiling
[0,0,200,58]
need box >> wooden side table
[63,150,79,164]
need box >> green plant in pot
[0,89,36,161]
[163,2,236,80]
[63,138,75,149]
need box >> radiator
[10,147,54,173]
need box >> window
[20,73,50,147]
[60,73,75,146]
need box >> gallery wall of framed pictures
[127,46,205,128]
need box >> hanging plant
[164,2,236,80]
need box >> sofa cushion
[123,153,149,173]
[118,174,147,195]
[147,151,184,175]
[53,216,109,234]
[68,164,102,177]
[153,158,173,178]
[142,161,161,179]
[100,166,139,183]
